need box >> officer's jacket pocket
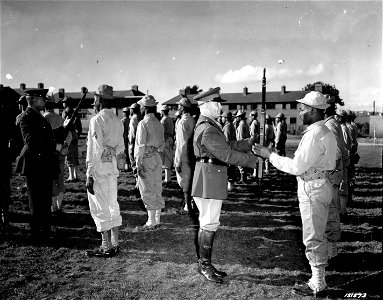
[192,162,228,199]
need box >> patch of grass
[1,139,382,300]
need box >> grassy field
[1,137,381,300]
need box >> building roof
[163,89,310,106]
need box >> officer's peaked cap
[24,88,48,98]
[193,87,226,103]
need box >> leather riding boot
[197,229,223,283]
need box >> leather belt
[198,157,226,167]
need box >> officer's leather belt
[198,157,226,167]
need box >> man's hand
[175,162,182,173]
[86,176,94,195]
[137,164,146,179]
[252,144,272,159]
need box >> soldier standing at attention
[85,85,125,257]
[128,103,142,190]
[249,110,260,178]
[221,110,237,191]
[191,87,259,283]
[323,96,350,268]
[61,96,82,182]
[274,112,288,156]
[254,91,336,296]
[134,95,165,230]
[235,110,251,183]
[264,114,275,175]
[43,96,72,214]
[174,97,197,216]
[160,105,175,185]
[121,107,131,171]
[15,89,60,240]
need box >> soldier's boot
[155,209,162,228]
[240,172,248,184]
[111,226,120,255]
[293,265,327,296]
[197,229,225,283]
[85,230,114,257]
[164,169,171,184]
[51,196,59,213]
[56,192,64,212]
[178,192,188,215]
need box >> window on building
[290,117,297,124]
[229,104,237,110]
[282,103,286,109]
[290,103,297,109]
[242,104,247,110]
[266,103,275,109]
[251,104,257,110]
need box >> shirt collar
[303,120,325,134]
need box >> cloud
[306,63,324,76]
[5,73,13,80]
[215,64,318,84]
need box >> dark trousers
[26,175,53,233]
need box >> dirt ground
[0,138,382,300]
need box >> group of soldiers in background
[0,84,360,296]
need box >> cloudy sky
[1,0,381,112]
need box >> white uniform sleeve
[86,117,104,177]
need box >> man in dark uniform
[15,89,59,239]
[191,87,259,283]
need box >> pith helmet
[296,91,330,110]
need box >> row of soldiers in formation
[120,101,290,193]
[0,84,360,296]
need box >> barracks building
[163,84,326,134]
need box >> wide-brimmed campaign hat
[176,97,192,108]
[193,87,225,103]
[296,91,330,110]
[236,110,246,117]
[94,84,114,99]
[275,113,285,119]
[137,95,158,107]
[122,107,129,112]
[250,110,257,116]
[160,105,170,111]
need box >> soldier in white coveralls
[85,84,124,258]
[254,91,336,296]
[135,95,165,230]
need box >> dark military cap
[24,88,48,98]
[193,87,225,103]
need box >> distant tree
[304,81,344,106]
[184,85,202,95]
